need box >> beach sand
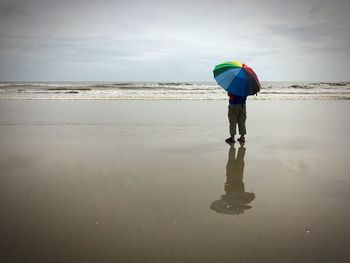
[0,100,349,263]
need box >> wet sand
[0,100,350,263]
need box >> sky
[0,0,349,81]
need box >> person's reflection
[211,144,255,215]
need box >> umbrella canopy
[213,61,260,96]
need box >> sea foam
[0,81,349,100]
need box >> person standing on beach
[225,92,247,144]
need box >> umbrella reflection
[211,144,255,215]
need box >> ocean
[0,81,349,100]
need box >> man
[225,92,247,144]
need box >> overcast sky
[0,0,349,81]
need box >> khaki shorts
[228,104,247,136]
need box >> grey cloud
[0,33,187,65]
[269,22,347,42]
[0,0,349,81]
[0,0,28,17]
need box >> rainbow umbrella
[213,61,260,96]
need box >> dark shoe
[237,137,245,142]
[225,137,235,144]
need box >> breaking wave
[0,81,349,100]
